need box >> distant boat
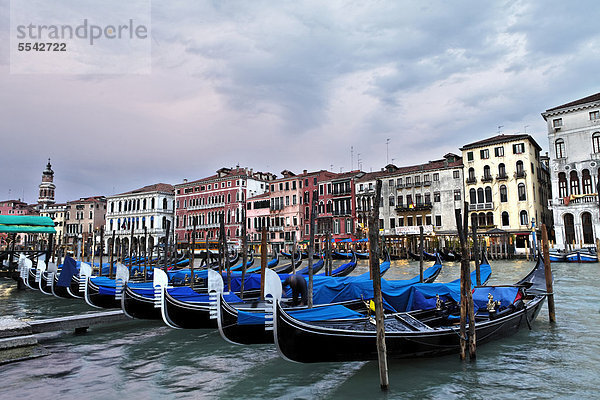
[548,249,566,262]
[565,248,598,263]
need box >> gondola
[216,254,444,345]
[273,253,546,363]
[408,250,438,262]
[332,251,352,260]
[440,250,461,262]
[355,252,369,260]
[296,258,324,275]
[272,252,303,274]
[324,251,358,277]
[83,263,130,309]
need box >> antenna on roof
[351,146,354,172]
[386,138,391,164]
[497,125,504,134]
[524,125,529,133]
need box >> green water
[0,259,598,399]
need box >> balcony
[423,181,431,187]
[269,226,284,232]
[331,189,352,196]
[395,203,433,212]
[188,202,225,211]
[515,171,527,179]
[481,175,493,183]
[550,194,598,206]
[332,210,351,217]
[413,181,422,187]
[466,177,477,185]
[404,182,413,188]
[468,202,494,211]
[496,174,508,181]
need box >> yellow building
[460,134,552,254]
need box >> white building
[355,153,464,249]
[542,92,600,250]
[105,183,175,255]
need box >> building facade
[460,134,551,254]
[0,200,38,248]
[542,92,600,250]
[355,154,464,251]
[174,167,276,247]
[105,183,175,255]
[64,196,107,254]
[39,202,67,248]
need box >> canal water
[0,258,598,399]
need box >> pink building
[245,192,271,247]
[0,200,38,248]
[174,167,275,246]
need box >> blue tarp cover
[472,286,519,312]
[237,304,363,325]
[57,257,78,287]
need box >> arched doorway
[582,212,594,244]
[564,213,575,247]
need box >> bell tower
[38,158,56,208]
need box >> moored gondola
[273,254,546,363]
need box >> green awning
[0,215,56,234]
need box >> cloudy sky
[2,0,600,204]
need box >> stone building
[104,183,174,256]
[542,92,600,250]
[460,134,551,255]
[64,196,107,254]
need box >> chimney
[183,179,188,183]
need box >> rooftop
[545,91,600,112]
[460,134,541,151]
[115,183,174,196]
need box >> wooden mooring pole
[163,220,171,272]
[472,219,481,286]
[240,205,248,299]
[307,190,317,308]
[541,224,556,323]
[419,226,424,283]
[260,227,267,300]
[455,204,476,360]
[109,230,115,278]
[369,180,388,390]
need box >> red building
[174,167,276,246]
[316,171,365,245]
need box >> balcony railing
[188,202,225,211]
[413,181,422,187]
[496,174,508,181]
[404,182,413,188]
[515,171,527,179]
[466,177,477,185]
[269,226,284,232]
[550,194,598,206]
[481,175,493,183]
[331,189,352,196]
[395,203,433,212]
[423,181,431,187]
[332,210,352,216]
[468,202,494,211]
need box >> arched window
[516,160,524,176]
[484,186,492,203]
[498,163,506,178]
[569,170,580,195]
[326,200,333,213]
[483,165,491,180]
[519,210,528,225]
[486,212,494,226]
[469,188,476,204]
[518,183,526,201]
[478,212,486,227]
[500,185,508,202]
[477,188,484,203]
[564,213,575,245]
[470,213,477,228]
[582,169,592,194]
[151,198,155,209]
[501,211,509,226]
[142,199,146,209]
[582,212,594,244]
[593,132,600,153]
[468,167,475,180]
[163,198,168,209]
[555,139,566,158]
[558,172,568,198]
[119,201,122,212]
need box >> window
[513,143,525,154]
[399,217,404,226]
[414,175,420,184]
[486,212,494,226]
[553,118,563,128]
[483,165,491,179]
[416,216,423,226]
[494,146,504,157]
[388,179,394,188]
[426,215,431,226]
[484,186,492,203]
[468,167,475,181]
[498,163,506,178]
[467,151,474,161]
[433,173,439,181]
[480,149,489,159]
[582,169,593,194]
[415,194,422,206]
[434,192,440,202]
[519,210,528,225]
[423,174,430,183]
[500,185,508,202]
[570,171,580,195]
[469,188,476,204]
[435,215,442,227]
[593,133,600,153]
[452,170,459,179]
[424,193,431,204]
[390,218,396,229]
[590,111,600,120]
[555,139,565,158]
[477,188,484,203]
[501,211,509,226]
[516,160,524,176]
[582,212,594,244]
[558,172,568,198]
[407,216,414,226]
[518,183,526,201]
[454,190,461,200]
[388,196,395,207]
[285,182,289,190]
[396,177,403,186]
